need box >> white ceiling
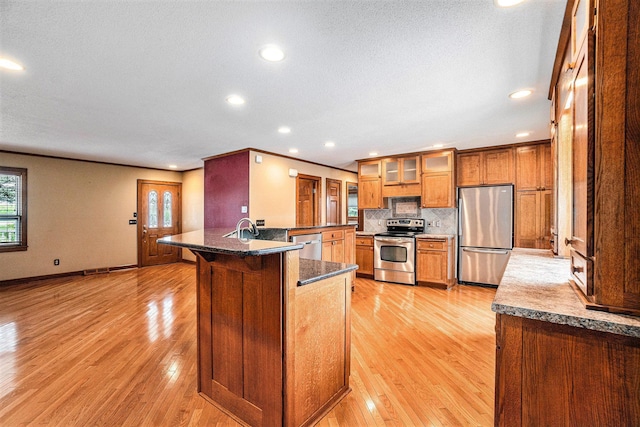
[0,0,565,172]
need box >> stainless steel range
[374,218,424,285]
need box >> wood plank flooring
[0,263,497,426]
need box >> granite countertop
[277,223,356,231]
[158,229,303,256]
[355,231,376,236]
[298,258,358,286]
[492,248,640,338]
[415,233,455,239]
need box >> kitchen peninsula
[159,227,357,427]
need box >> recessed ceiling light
[516,132,531,138]
[509,89,532,99]
[324,141,335,148]
[259,45,285,62]
[289,148,298,154]
[169,165,178,169]
[494,0,525,7]
[226,94,245,105]
[278,126,291,134]
[0,58,24,71]
[433,144,444,148]
[369,152,378,156]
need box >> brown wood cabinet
[514,143,553,249]
[549,0,640,314]
[358,160,383,209]
[355,235,374,278]
[416,237,455,289]
[190,248,352,427]
[321,229,344,263]
[382,155,421,197]
[495,314,640,426]
[457,148,514,187]
[421,150,456,208]
[515,144,552,192]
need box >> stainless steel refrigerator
[458,185,513,286]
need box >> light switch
[241,206,247,213]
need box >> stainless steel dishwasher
[290,233,322,260]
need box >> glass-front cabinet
[382,156,420,186]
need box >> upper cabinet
[382,155,421,197]
[421,150,456,208]
[357,160,383,209]
[515,144,553,191]
[457,148,514,187]
[550,0,639,315]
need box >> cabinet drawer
[570,250,593,297]
[355,236,373,246]
[417,239,446,251]
[322,229,344,241]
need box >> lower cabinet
[355,235,374,278]
[416,237,455,289]
[322,229,345,262]
[495,314,640,426]
[515,190,552,249]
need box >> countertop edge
[491,248,640,339]
[491,301,640,338]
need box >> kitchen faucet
[235,217,259,239]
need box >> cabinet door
[358,160,381,179]
[401,156,420,184]
[483,148,514,185]
[422,172,453,208]
[570,48,593,258]
[515,191,539,248]
[344,229,355,265]
[516,146,540,191]
[540,144,553,190]
[539,189,553,249]
[457,153,482,186]
[355,244,374,276]
[382,159,400,185]
[333,239,344,263]
[416,250,446,284]
[322,241,333,262]
[358,178,381,209]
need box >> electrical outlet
[54,259,60,266]
[241,205,248,214]
[435,220,441,227]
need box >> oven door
[374,236,415,272]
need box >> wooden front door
[326,178,342,225]
[296,175,321,227]
[137,180,182,266]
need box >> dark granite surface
[492,248,640,338]
[159,229,358,285]
[298,258,358,286]
[158,229,303,256]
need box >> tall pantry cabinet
[551,0,640,315]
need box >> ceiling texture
[0,0,566,172]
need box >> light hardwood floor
[0,263,497,426]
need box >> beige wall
[181,168,204,262]
[0,153,186,281]
[248,151,357,227]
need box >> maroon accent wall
[204,151,249,228]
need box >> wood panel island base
[159,230,357,427]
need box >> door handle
[462,248,509,255]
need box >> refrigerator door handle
[462,247,510,255]
[458,197,463,237]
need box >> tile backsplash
[363,203,457,235]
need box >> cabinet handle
[564,238,574,246]
[572,265,584,274]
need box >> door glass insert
[149,190,158,228]
[163,191,172,227]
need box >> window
[0,167,27,252]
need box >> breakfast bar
[159,229,357,427]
